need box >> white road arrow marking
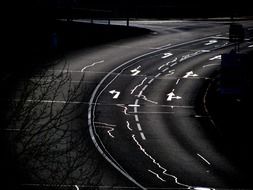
[166,69,175,76]
[167,92,182,101]
[109,90,120,99]
[209,55,221,61]
[205,40,218,45]
[130,66,141,76]
[183,71,198,78]
[162,52,173,59]
[248,44,253,48]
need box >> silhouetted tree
[2,58,103,189]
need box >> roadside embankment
[205,50,253,186]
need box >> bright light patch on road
[209,55,221,61]
[194,187,215,190]
[205,40,218,45]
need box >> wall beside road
[205,50,253,186]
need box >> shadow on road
[1,20,151,190]
[205,50,253,187]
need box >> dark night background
[6,0,253,19]
[5,0,252,65]
[2,1,253,190]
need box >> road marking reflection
[148,170,166,182]
[81,60,104,72]
[197,153,211,165]
[132,135,190,188]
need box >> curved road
[88,29,253,189]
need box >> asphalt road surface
[13,20,253,190]
[86,20,253,189]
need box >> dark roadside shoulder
[1,19,152,125]
[2,19,151,101]
[4,19,151,72]
[1,20,151,190]
[54,20,151,52]
[205,50,253,185]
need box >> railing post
[126,17,129,27]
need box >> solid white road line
[74,185,79,190]
[197,153,211,165]
[140,132,146,140]
[137,123,142,131]
[148,170,166,182]
[81,60,104,72]
[87,35,223,189]
[135,115,139,122]
[128,111,175,114]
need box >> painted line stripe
[170,62,178,67]
[128,104,140,107]
[137,90,143,98]
[155,73,162,78]
[137,123,142,131]
[148,170,166,182]
[135,115,139,122]
[197,153,211,165]
[162,68,169,72]
[140,132,146,140]
[132,135,190,188]
[10,99,194,109]
[81,60,104,72]
[87,35,223,190]
[151,43,171,50]
[142,85,148,91]
[128,111,175,114]
[158,64,166,70]
[130,77,147,94]
[134,99,139,113]
[211,36,229,40]
[148,78,154,84]
[126,121,133,131]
